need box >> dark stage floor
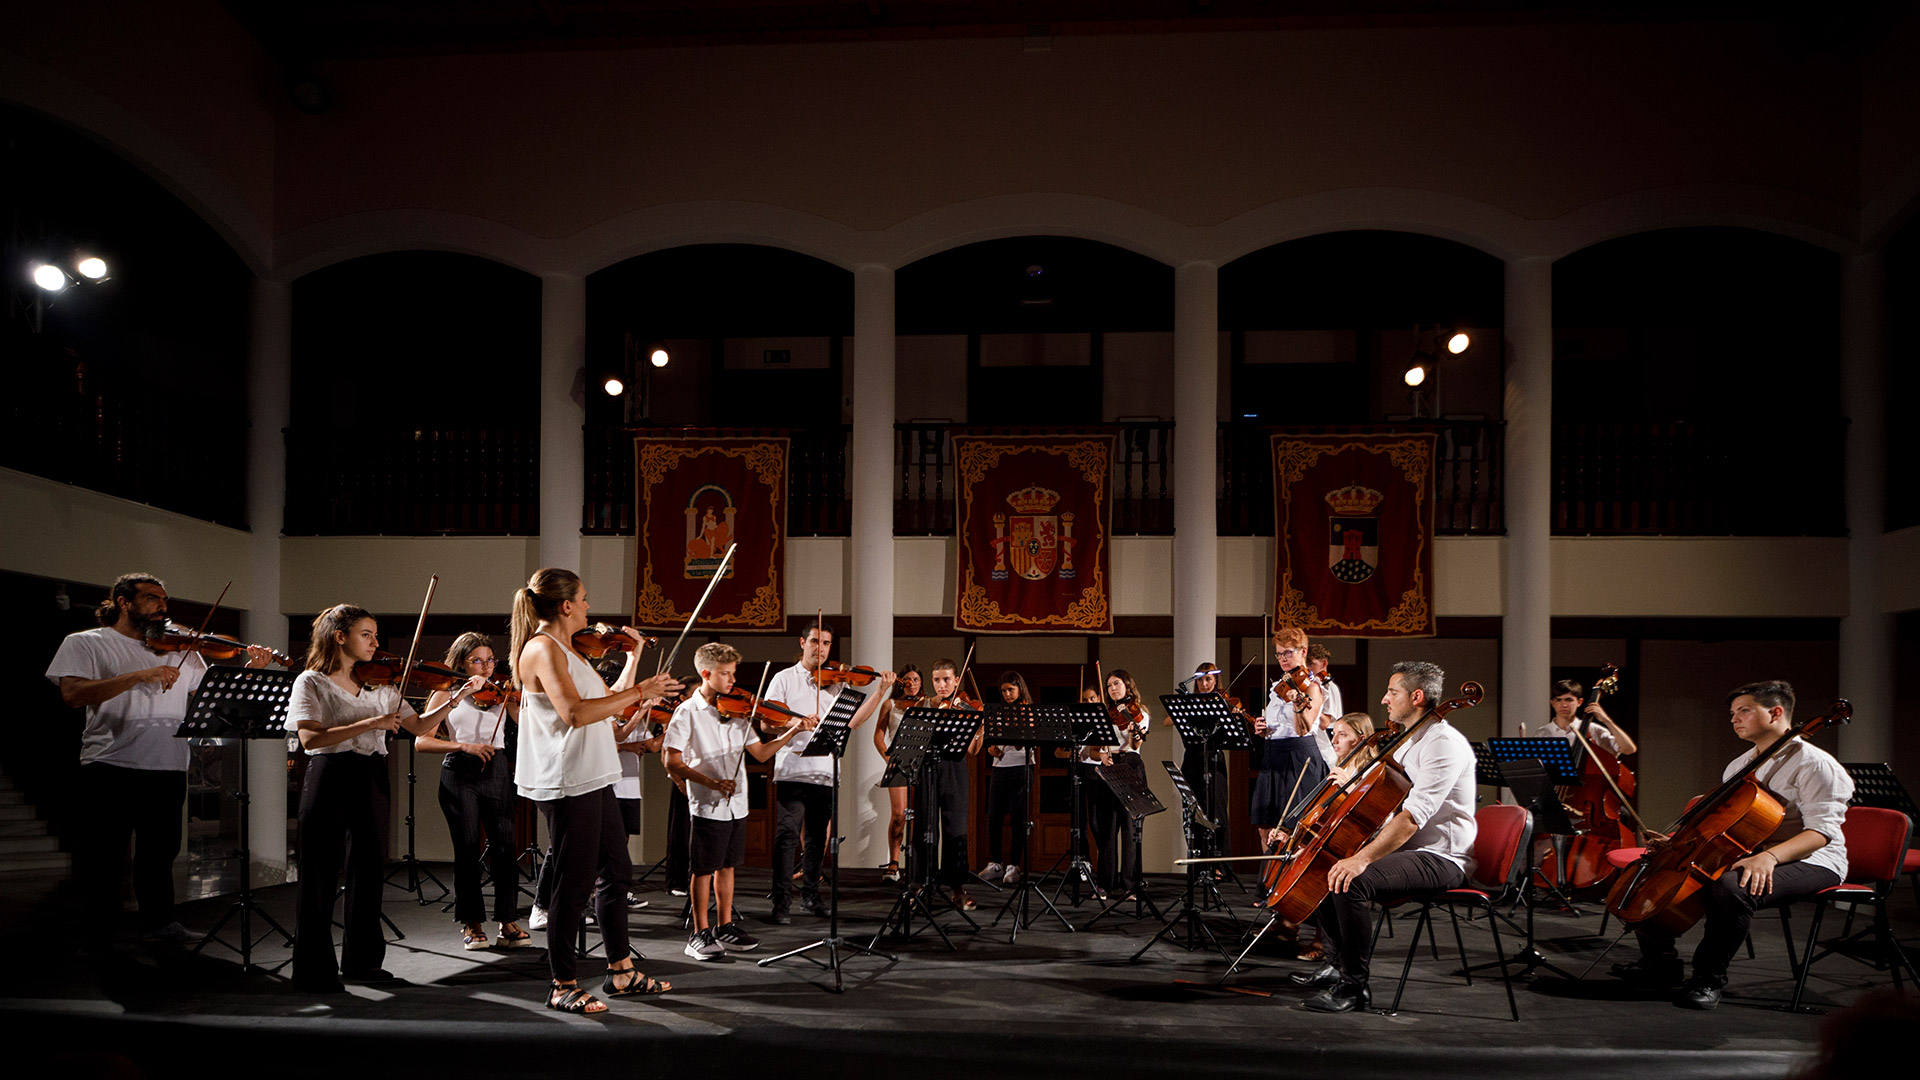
[7,862,1915,1079]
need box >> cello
[1257,682,1484,924]
[1539,664,1646,890]
[1604,699,1850,936]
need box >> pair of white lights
[31,257,110,292]
[1404,331,1471,387]
[602,346,671,396]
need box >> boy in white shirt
[664,643,813,960]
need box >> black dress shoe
[1676,978,1723,1010]
[1609,958,1684,988]
[1288,963,1341,988]
[800,894,829,917]
[1301,983,1371,1013]
[769,908,793,926]
[341,968,398,984]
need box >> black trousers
[915,759,971,887]
[542,786,632,982]
[772,780,834,907]
[1312,849,1466,987]
[666,783,691,891]
[985,765,1030,867]
[1088,755,1144,893]
[294,752,390,984]
[1636,861,1842,983]
[437,759,518,924]
[74,762,185,939]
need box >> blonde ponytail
[509,569,581,687]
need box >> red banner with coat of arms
[1272,433,1436,638]
[954,434,1114,634]
[632,437,786,631]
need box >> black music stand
[1082,758,1168,928]
[761,689,896,991]
[1161,693,1250,895]
[870,705,981,949]
[1472,757,1584,980]
[1040,704,1121,908]
[1485,738,1586,914]
[383,728,449,905]
[985,703,1076,941]
[1131,761,1239,963]
[181,665,298,974]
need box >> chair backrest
[1840,806,1913,885]
[1471,803,1532,890]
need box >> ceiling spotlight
[31,264,67,292]
[1446,332,1470,355]
[602,375,625,397]
[648,346,670,369]
[76,257,108,280]
[1403,364,1428,388]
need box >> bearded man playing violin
[46,573,276,950]
[763,624,895,924]
[1292,661,1477,1013]
[1613,680,1851,1010]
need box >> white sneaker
[979,862,1004,884]
[1002,866,1022,885]
[669,887,689,897]
[527,905,549,930]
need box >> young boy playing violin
[1613,680,1852,1010]
[763,625,894,924]
[664,642,815,960]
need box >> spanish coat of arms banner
[1271,433,1436,638]
[953,434,1115,634]
[632,437,786,631]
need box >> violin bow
[815,607,824,721]
[732,660,775,787]
[656,542,736,678]
[391,575,439,712]
[160,580,230,693]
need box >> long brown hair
[306,604,374,674]
[996,669,1032,705]
[509,568,580,688]
[1334,711,1379,768]
[445,631,493,672]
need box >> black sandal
[604,965,671,997]
[547,981,608,1015]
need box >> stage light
[648,346,670,368]
[32,263,67,292]
[602,375,625,397]
[1447,331,1470,354]
[1403,364,1427,387]
[76,257,108,280]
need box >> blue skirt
[1249,735,1327,829]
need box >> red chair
[1383,803,1531,1021]
[1786,805,1919,1012]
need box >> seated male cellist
[1291,661,1477,1013]
[1613,680,1852,1010]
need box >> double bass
[1258,682,1484,923]
[1539,664,1644,890]
[1605,699,1850,936]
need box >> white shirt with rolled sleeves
[764,662,840,788]
[1724,738,1853,880]
[664,691,752,821]
[287,669,415,758]
[46,627,209,771]
[1388,718,1479,874]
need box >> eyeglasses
[468,657,497,666]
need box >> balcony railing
[1218,421,1506,536]
[1551,421,1845,536]
[584,426,850,536]
[895,422,1174,536]
[283,427,537,535]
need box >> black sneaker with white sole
[713,921,759,952]
[684,928,726,961]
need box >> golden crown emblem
[1006,485,1062,514]
[1324,485,1385,516]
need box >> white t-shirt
[1724,738,1853,880]
[442,698,508,749]
[514,633,619,801]
[287,669,415,758]
[664,691,752,820]
[1262,681,1313,742]
[765,662,841,787]
[1390,718,1479,873]
[46,627,209,771]
[614,717,648,800]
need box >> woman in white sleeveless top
[511,568,683,1016]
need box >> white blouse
[288,670,415,757]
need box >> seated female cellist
[1611,680,1852,1010]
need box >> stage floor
[9,862,1914,1079]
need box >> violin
[715,690,810,731]
[572,623,658,659]
[145,623,294,667]
[468,679,521,710]
[817,661,883,687]
[935,690,983,711]
[353,655,473,695]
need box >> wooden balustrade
[1217,421,1505,536]
[283,427,537,535]
[894,422,1175,536]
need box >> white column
[1839,252,1891,760]
[1502,257,1553,735]
[842,264,896,869]
[242,278,292,884]
[539,274,587,573]
[1172,263,1219,683]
